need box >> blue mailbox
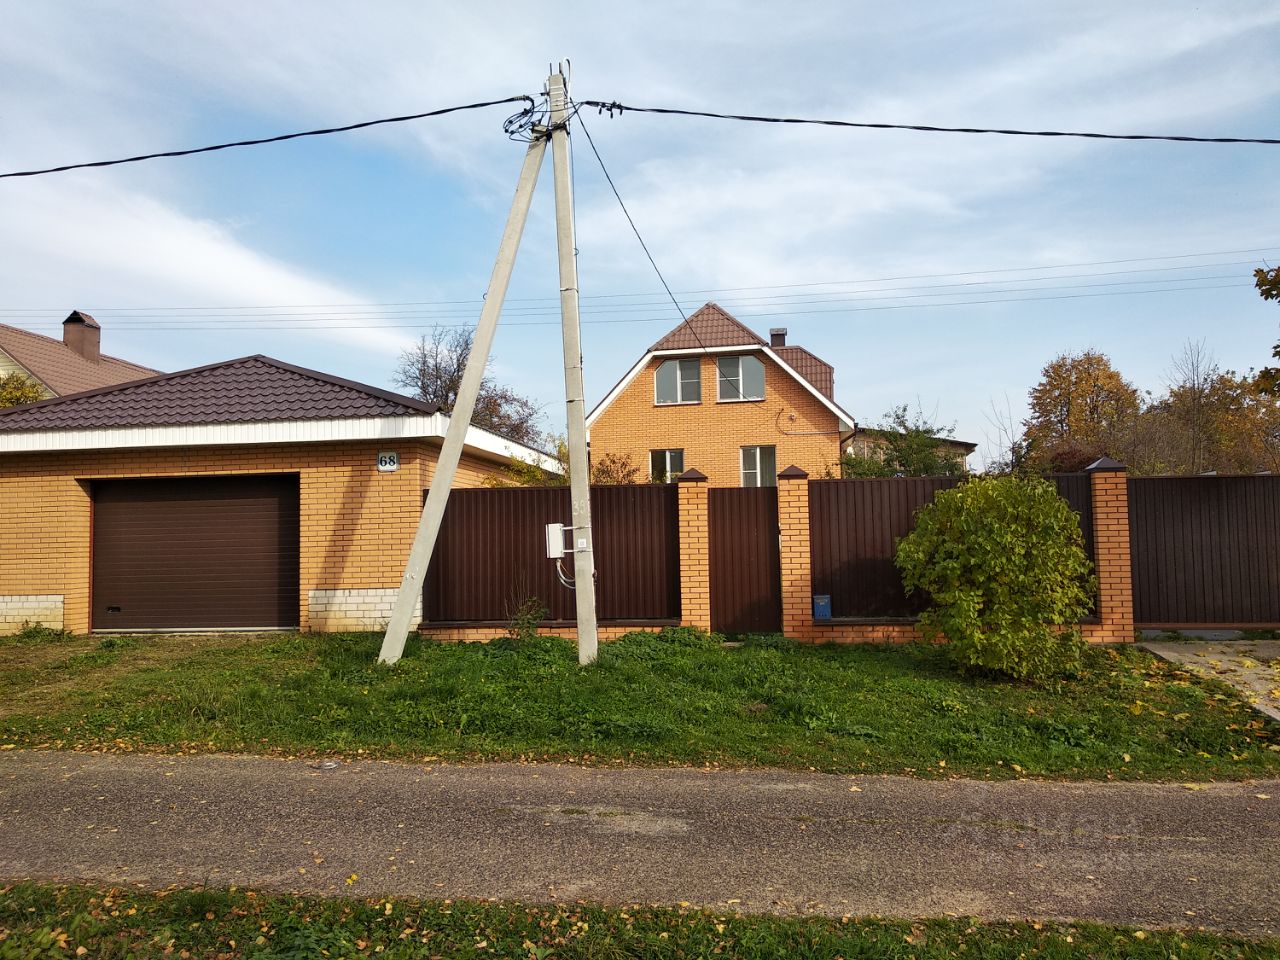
[813,594,832,621]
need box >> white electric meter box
[545,522,566,559]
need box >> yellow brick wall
[590,353,843,486]
[0,440,507,634]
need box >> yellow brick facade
[0,440,506,635]
[589,353,844,487]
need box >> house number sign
[377,451,400,473]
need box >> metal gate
[709,487,781,634]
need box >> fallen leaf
[848,786,862,793]
[346,874,358,885]
[1255,794,1271,800]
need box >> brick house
[0,311,156,399]
[588,304,861,486]
[0,355,556,635]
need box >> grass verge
[1,628,1277,780]
[1,882,1274,959]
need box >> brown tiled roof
[0,322,158,396]
[0,355,439,431]
[650,303,768,351]
[774,345,834,399]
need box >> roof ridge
[0,354,439,421]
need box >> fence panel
[423,484,680,624]
[1129,476,1280,627]
[808,477,960,619]
[1050,473,1096,566]
[709,487,781,634]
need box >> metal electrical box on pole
[547,69,600,665]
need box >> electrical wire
[579,101,1280,145]
[0,247,1273,315]
[8,280,1248,333]
[0,96,536,179]
[576,104,752,401]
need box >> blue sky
[2,2,1278,465]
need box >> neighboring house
[588,303,859,486]
[845,426,977,469]
[0,355,559,635]
[0,311,157,398]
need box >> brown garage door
[92,474,300,630]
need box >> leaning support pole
[547,70,600,665]
[378,133,548,665]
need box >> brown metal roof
[774,345,834,399]
[0,355,440,431]
[650,303,768,351]
[0,322,157,396]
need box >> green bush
[895,475,1095,681]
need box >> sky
[2,2,1278,467]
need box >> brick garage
[0,356,553,635]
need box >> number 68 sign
[377,451,400,473]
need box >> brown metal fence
[709,487,781,634]
[1129,475,1280,627]
[808,477,960,619]
[808,475,1097,620]
[422,484,680,624]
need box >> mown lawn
[1,627,1277,780]
[1,882,1274,960]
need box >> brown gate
[709,487,781,634]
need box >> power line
[3,246,1271,314]
[579,101,1280,146]
[0,96,536,180]
[7,271,1249,327]
[9,281,1249,333]
[572,106,713,348]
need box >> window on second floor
[650,448,684,483]
[717,354,765,402]
[655,358,701,405]
[741,444,777,487]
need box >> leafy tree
[0,372,45,408]
[483,437,642,487]
[896,475,1095,681]
[1256,265,1280,396]
[841,404,965,477]
[1023,350,1139,468]
[394,325,545,446]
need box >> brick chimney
[62,310,101,362]
[769,327,787,347]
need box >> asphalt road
[1,750,1277,935]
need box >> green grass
[0,881,1273,959]
[1,629,1277,780]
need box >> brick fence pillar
[1084,457,1135,643]
[676,469,711,632]
[776,466,814,641]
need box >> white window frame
[717,354,765,402]
[740,444,777,487]
[650,448,684,483]
[654,357,701,406]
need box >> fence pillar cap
[1085,456,1126,473]
[676,468,708,482]
[777,465,809,479]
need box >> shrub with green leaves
[895,475,1096,681]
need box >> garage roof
[0,355,440,430]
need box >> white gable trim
[0,414,559,470]
[585,345,855,434]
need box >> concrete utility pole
[547,70,600,665]
[379,66,601,667]
[378,132,547,665]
